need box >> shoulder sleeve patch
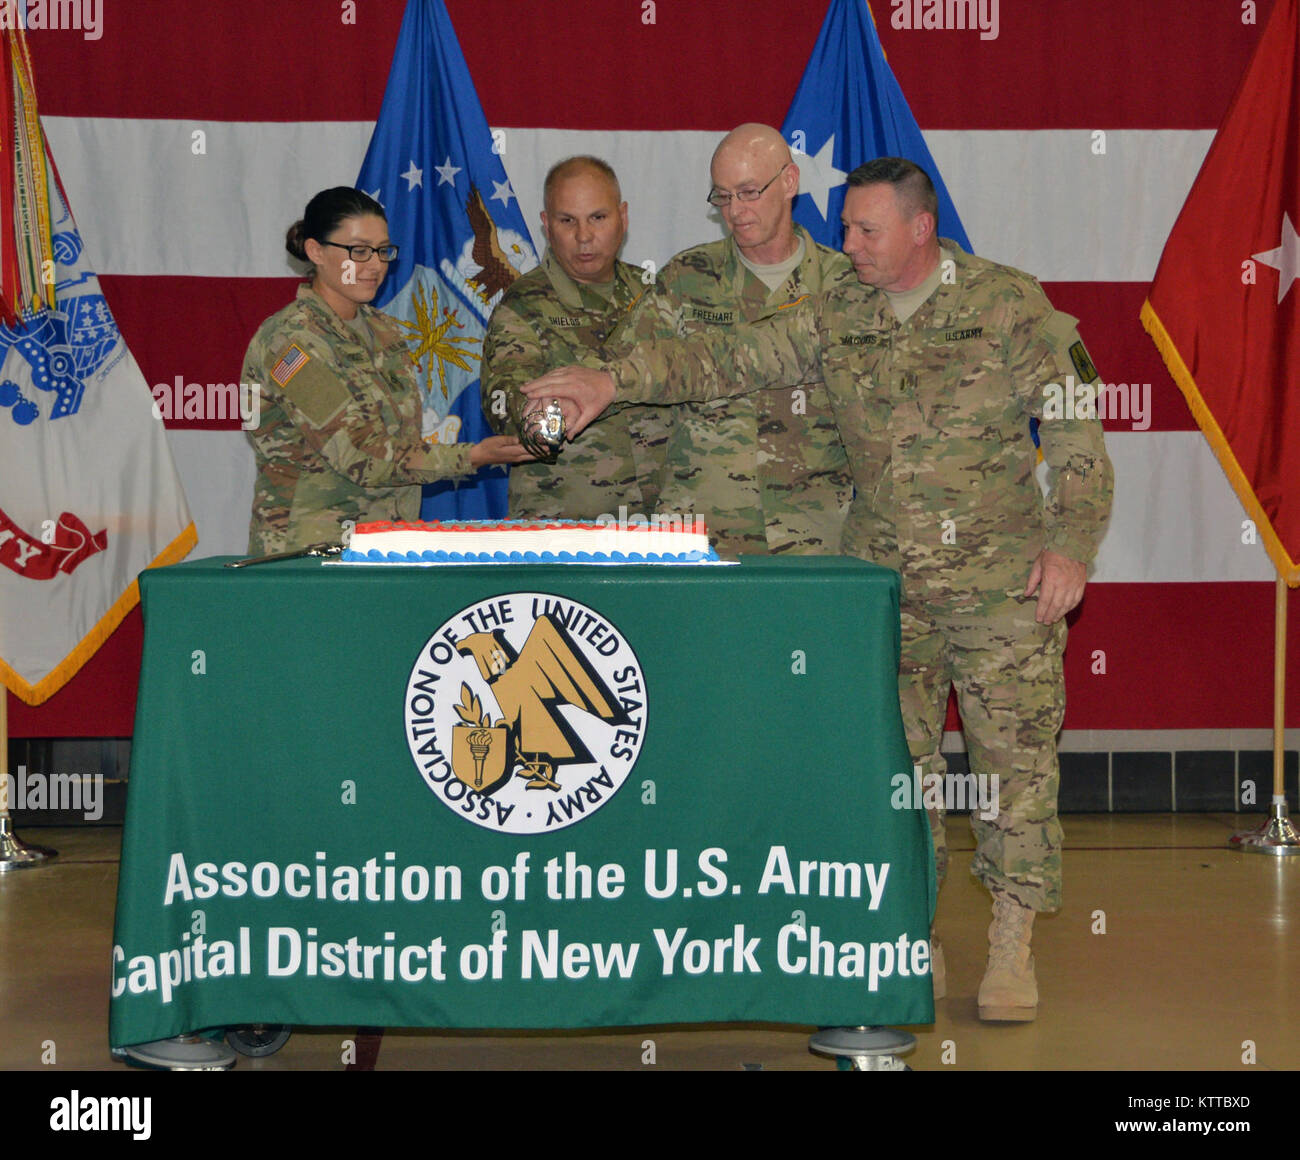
[1069,340,1098,385]
[1041,310,1098,384]
[278,352,353,429]
[271,344,309,387]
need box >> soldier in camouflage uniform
[627,124,852,558]
[142,189,531,1071]
[244,188,530,555]
[481,157,665,519]
[523,159,1114,1023]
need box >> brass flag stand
[1229,577,1298,855]
[0,693,57,871]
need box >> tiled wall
[4,738,1298,825]
[946,749,1299,814]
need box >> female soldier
[243,187,533,553]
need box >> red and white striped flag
[9,0,1296,736]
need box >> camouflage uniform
[481,251,666,519]
[243,284,473,554]
[628,227,853,558]
[611,241,1114,912]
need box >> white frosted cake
[339,519,720,564]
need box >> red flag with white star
[1142,0,1300,585]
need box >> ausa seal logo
[403,592,647,834]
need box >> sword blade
[224,543,341,568]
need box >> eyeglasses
[706,163,789,208]
[320,241,400,262]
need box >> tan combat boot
[977,896,1037,1021]
[930,929,945,1000]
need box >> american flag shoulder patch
[271,344,309,386]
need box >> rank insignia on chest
[270,344,309,387]
[893,372,918,398]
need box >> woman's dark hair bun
[285,220,309,262]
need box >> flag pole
[1229,575,1299,855]
[0,690,57,871]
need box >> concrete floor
[1,814,1297,1072]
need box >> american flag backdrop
[7,0,1298,742]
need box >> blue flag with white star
[781,0,971,252]
[357,0,537,520]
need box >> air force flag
[356,0,537,520]
[782,0,971,252]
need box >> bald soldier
[628,124,852,557]
[481,156,664,518]
[523,158,1114,1023]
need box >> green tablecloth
[110,555,934,1046]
